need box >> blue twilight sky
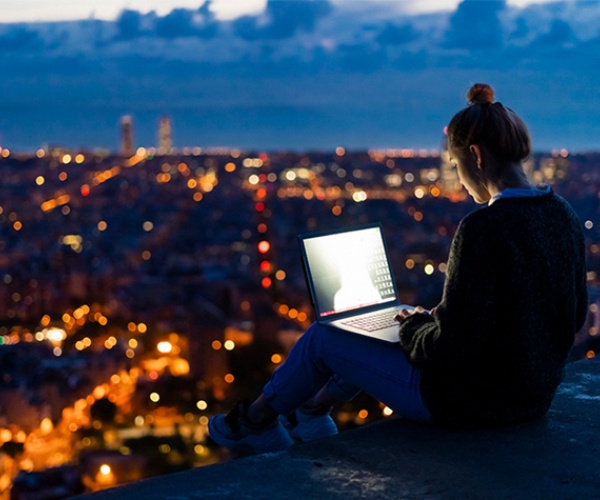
[1,0,599,153]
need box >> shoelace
[283,412,298,428]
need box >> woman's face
[448,145,491,204]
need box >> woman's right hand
[394,305,427,322]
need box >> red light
[261,277,272,288]
[259,174,267,183]
[258,241,270,254]
[260,260,271,273]
[255,202,265,212]
[257,223,268,233]
[81,185,90,196]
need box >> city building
[120,115,134,157]
[158,117,172,156]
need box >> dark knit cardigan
[399,191,588,427]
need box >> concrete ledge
[77,358,600,499]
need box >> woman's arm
[398,213,498,368]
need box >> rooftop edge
[75,358,600,499]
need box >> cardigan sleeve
[398,212,498,368]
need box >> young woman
[209,83,588,454]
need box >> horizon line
[0,144,592,160]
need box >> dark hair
[447,83,531,164]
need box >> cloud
[334,43,385,72]
[112,4,219,41]
[0,26,44,51]
[0,0,595,72]
[445,0,507,49]
[115,9,145,40]
[155,6,218,39]
[531,18,574,47]
[233,0,332,40]
[510,16,530,40]
[376,22,419,46]
[155,9,195,38]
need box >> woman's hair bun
[467,83,494,105]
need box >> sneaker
[208,400,294,454]
[280,406,338,442]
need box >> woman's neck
[486,163,532,197]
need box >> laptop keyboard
[341,311,398,332]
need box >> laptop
[298,223,413,343]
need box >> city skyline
[0,144,598,494]
[1,1,600,153]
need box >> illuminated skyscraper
[158,116,172,155]
[120,115,134,157]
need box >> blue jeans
[263,322,432,423]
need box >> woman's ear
[469,144,483,170]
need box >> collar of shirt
[488,184,551,206]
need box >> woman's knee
[293,322,328,357]
[302,322,326,342]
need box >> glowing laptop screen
[301,225,397,318]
